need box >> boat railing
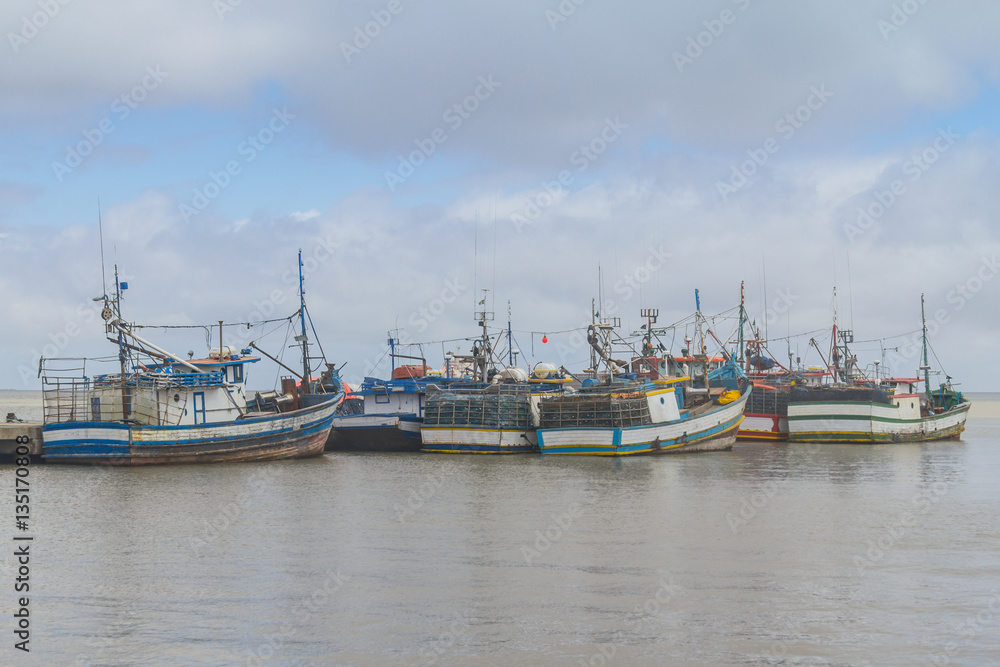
[91,370,225,389]
[41,376,102,424]
[136,371,226,388]
[43,373,189,426]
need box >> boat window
[233,364,244,383]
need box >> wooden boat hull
[41,399,338,465]
[420,425,538,454]
[787,400,970,443]
[326,413,423,452]
[536,390,748,456]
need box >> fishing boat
[40,266,341,465]
[419,295,572,454]
[786,295,970,443]
[738,325,829,441]
[702,281,831,441]
[327,377,426,452]
[243,250,348,428]
[321,332,483,452]
[535,298,751,456]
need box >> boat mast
[113,264,130,419]
[920,293,932,404]
[297,249,310,393]
[590,297,597,377]
[507,301,513,367]
[738,281,746,371]
[830,287,839,383]
[474,288,493,381]
[695,289,709,393]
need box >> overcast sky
[1,0,997,392]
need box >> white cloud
[1,1,998,390]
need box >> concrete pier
[0,421,44,457]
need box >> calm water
[1,391,998,666]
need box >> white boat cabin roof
[142,352,260,376]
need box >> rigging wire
[132,315,293,330]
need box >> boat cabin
[883,377,926,418]
[82,348,260,427]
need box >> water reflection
[5,397,995,665]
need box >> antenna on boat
[98,198,108,301]
[847,251,855,332]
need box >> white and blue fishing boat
[419,297,572,454]
[420,377,561,454]
[40,265,341,465]
[327,375,435,453]
[535,300,751,456]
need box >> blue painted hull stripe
[537,413,742,455]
